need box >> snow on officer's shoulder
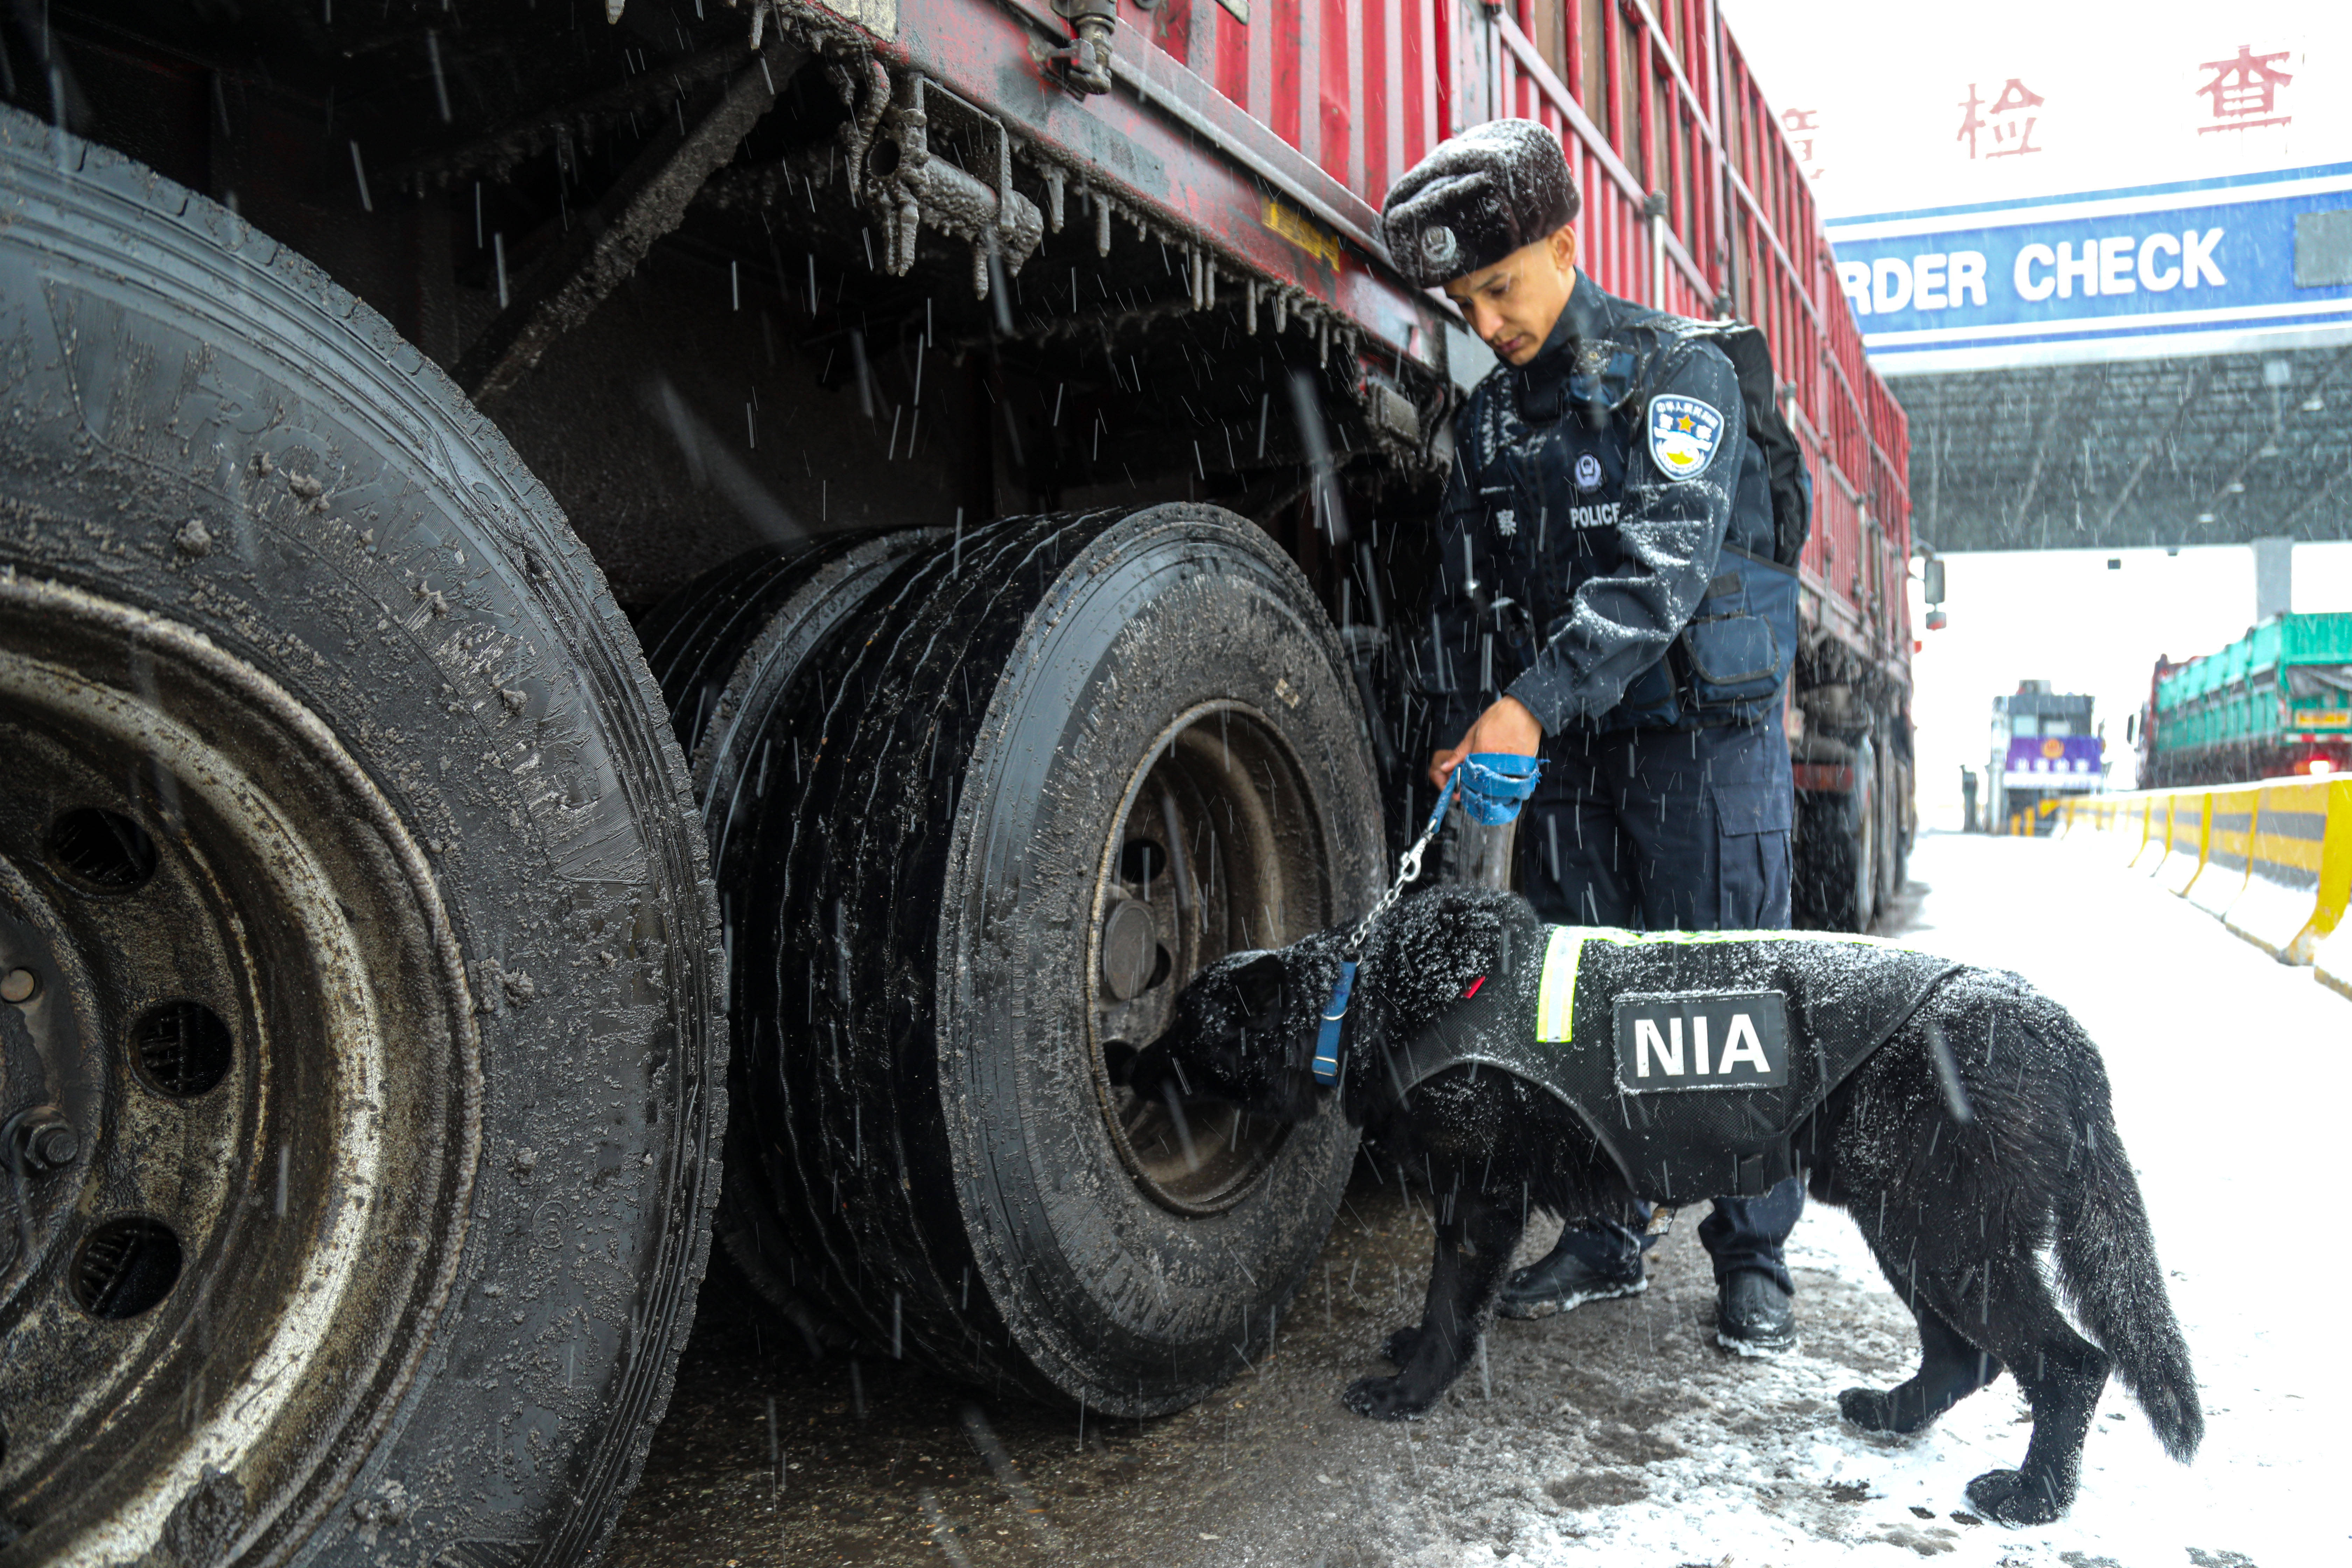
[1378,118,1581,291]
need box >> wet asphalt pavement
[598,1165,1916,1568]
[602,886,1936,1568]
[602,1167,1465,1568]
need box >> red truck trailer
[0,2,1909,1560]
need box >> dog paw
[1381,1325,1424,1365]
[1964,1468,2066,1526]
[1342,1375,1430,1421]
[1838,1385,1944,1436]
[1838,1386,1902,1432]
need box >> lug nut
[5,1107,78,1175]
[31,1122,78,1168]
[0,967,35,1004]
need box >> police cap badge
[1379,120,1582,288]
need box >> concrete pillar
[2254,536,2293,622]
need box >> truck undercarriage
[0,3,1912,1561]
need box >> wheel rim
[0,580,476,1560]
[1089,702,1328,1216]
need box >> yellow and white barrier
[2050,777,2352,1000]
[2110,794,2154,866]
[2130,793,2172,873]
[2061,797,2117,837]
[2187,783,2265,918]
[2125,795,2157,863]
[2223,780,2343,960]
[2157,791,2210,896]
[2303,780,2352,999]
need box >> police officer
[1381,119,1804,1351]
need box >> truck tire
[1798,739,1876,934]
[1881,752,1910,907]
[639,532,930,765]
[641,531,933,1348]
[1843,736,1880,932]
[701,505,1381,1413]
[0,109,722,1567]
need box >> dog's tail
[2051,1051,2203,1463]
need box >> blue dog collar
[1312,959,1357,1085]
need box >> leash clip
[1311,959,1357,1085]
[1316,755,1540,1085]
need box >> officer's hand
[1428,696,1544,789]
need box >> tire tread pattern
[0,107,722,1567]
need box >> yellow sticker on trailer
[1263,198,1343,270]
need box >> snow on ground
[609,830,2342,1567]
[1308,831,2343,1568]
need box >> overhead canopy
[1893,341,2352,552]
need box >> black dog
[1112,886,2200,1525]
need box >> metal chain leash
[1341,770,1458,959]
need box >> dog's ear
[1229,952,1287,1024]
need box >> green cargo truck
[2135,613,2352,787]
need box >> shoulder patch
[1646,394,1724,480]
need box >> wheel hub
[1090,702,1330,1216]
[0,578,478,1561]
[0,865,103,1319]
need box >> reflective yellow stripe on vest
[1536,926,1585,1042]
[1534,924,1920,1043]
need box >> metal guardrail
[2054,781,2352,1001]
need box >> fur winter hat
[1379,119,1582,288]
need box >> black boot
[1715,1269,1796,1354]
[1496,1229,1647,1320]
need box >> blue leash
[1311,755,1546,1085]
[1311,773,1456,1085]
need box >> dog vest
[1383,927,1966,1204]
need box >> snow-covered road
[605,828,2342,1568]
[1317,828,2344,1568]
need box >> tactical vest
[1381,927,1966,1204]
[1451,282,1802,733]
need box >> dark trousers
[1518,714,1801,1291]
[1551,1183,1802,1295]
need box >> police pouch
[1674,546,1797,717]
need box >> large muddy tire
[1878,748,1908,909]
[1795,737,1876,934]
[641,531,932,1344]
[1826,737,1878,933]
[706,506,1381,1413]
[0,111,722,1566]
[638,533,926,764]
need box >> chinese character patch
[1646,395,1724,480]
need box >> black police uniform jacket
[1367,927,1963,1204]
[1425,273,1795,738]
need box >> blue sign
[1823,165,2352,371]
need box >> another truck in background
[1992,682,2107,834]
[2135,614,2352,788]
